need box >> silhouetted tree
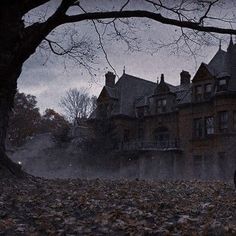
[60,88,96,123]
[8,91,41,147]
[41,108,70,142]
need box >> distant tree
[8,91,41,146]
[60,88,96,124]
[89,95,97,116]
[40,108,70,142]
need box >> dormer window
[195,85,202,102]
[157,99,167,113]
[217,78,227,91]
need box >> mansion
[92,38,236,180]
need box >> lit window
[193,118,203,138]
[205,116,214,135]
[219,111,228,131]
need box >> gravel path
[0,177,235,235]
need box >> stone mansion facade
[92,39,236,179]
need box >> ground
[0,177,235,235]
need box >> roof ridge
[121,73,156,85]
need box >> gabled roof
[104,86,118,99]
[208,49,228,78]
[192,63,214,82]
[97,86,118,101]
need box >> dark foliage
[8,92,41,146]
[8,92,70,147]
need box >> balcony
[118,139,181,151]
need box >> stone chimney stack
[105,71,116,87]
[180,70,191,85]
[160,73,164,83]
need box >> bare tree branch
[77,4,119,77]
[198,0,220,24]
[58,10,236,35]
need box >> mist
[7,133,234,182]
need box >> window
[205,116,214,135]
[157,99,167,113]
[217,78,227,91]
[195,85,202,102]
[219,111,228,131]
[204,84,212,99]
[219,79,226,85]
[234,111,236,130]
[193,118,203,138]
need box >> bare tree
[60,88,93,123]
[1,0,236,175]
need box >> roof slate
[97,41,236,118]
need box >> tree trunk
[0,71,24,177]
[0,3,27,177]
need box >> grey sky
[18,0,235,114]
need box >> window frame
[205,116,214,136]
[217,78,228,91]
[156,98,167,113]
[204,83,212,99]
[218,111,228,132]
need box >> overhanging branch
[57,10,236,35]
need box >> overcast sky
[18,0,235,114]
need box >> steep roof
[104,86,118,99]
[174,84,192,104]
[115,73,156,116]
[208,49,228,78]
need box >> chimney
[180,70,191,85]
[160,73,164,83]
[105,71,115,87]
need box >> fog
[7,133,234,182]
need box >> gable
[192,63,214,83]
[97,87,110,103]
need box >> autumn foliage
[8,91,69,146]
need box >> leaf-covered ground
[0,177,235,235]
